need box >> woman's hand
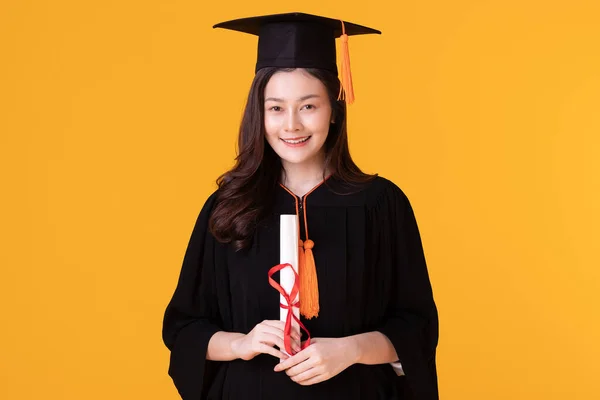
[273,337,358,385]
[231,320,302,361]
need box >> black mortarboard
[213,12,381,104]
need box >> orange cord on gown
[279,177,330,319]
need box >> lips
[281,136,311,144]
[279,136,312,147]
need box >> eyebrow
[264,94,321,102]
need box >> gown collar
[278,173,334,200]
[275,173,369,208]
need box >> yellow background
[1,0,599,398]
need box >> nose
[284,109,302,132]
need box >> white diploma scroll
[279,214,301,358]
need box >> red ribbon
[268,262,311,356]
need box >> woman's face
[263,69,333,168]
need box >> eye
[302,104,315,110]
[269,106,282,112]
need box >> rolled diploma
[279,214,300,359]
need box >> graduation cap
[213,12,381,104]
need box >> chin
[278,154,314,165]
[270,140,326,165]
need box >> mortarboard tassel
[337,20,355,105]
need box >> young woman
[162,12,439,400]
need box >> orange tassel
[337,20,355,105]
[298,238,305,283]
[299,239,319,319]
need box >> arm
[206,331,245,361]
[373,183,439,398]
[162,191,223,399]
[347,331,399,365]
[347,331,405,376]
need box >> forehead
[264,69,327,98]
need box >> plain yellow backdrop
[1,0,599,399]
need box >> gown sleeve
[369,181,439,400]
[162,191,224,399]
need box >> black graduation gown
[162,175,439,399]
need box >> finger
[263,321,302,345]
[296,373,325,386]
[257,324,286,339]
[273,347,311,371]
[286,335,303,353]
[280,340,302,355]
[261,320,302,341]
[260,320,287,331]
[258,343,289,360]
[288,334,302,352]
[290,366,320,383]
[285,357,317,377]
[259,325,301,350]
[261,334,301,356]
[259,329,301,354]
[257,332,286,349]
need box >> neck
[280,153,331,197]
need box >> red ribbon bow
[268,262,311,356]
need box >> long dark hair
[209,67,377,251]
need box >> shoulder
[363,175,410,209]
[196,188,220,220]
[206,189,220,206]
[365,175,405,194]
[199,188,219,208]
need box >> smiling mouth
[281,136,311,144]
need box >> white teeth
[282,137,310,144]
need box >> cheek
[264,114,281,136]
[264,115,283,149]
[303,112,331,134]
